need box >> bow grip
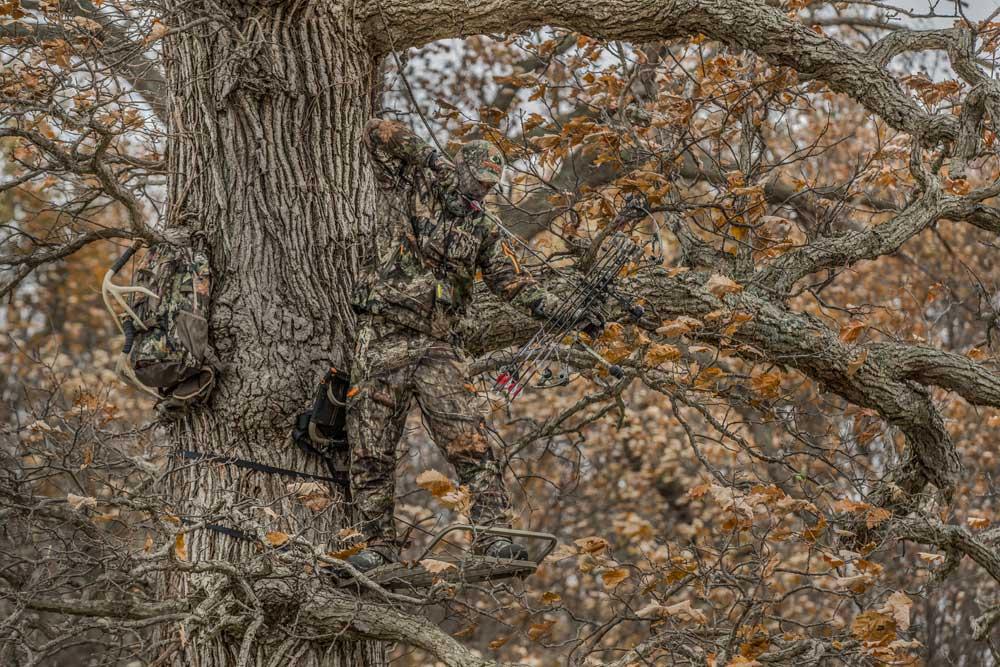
[111,244,140,274]
[122,318,136,354]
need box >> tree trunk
[162,2,383,664]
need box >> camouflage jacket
[357,118,555,337]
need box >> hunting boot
[324,546,396,578]
[476,536,529,561]
[346,547,395,573]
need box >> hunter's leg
[346,323,414,558]
[413,339,512,531]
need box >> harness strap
[182,520,255,543]
[172,447,345,550]
[174,449,347,486]
[176,518,292,552]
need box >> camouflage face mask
[454,140,505,200]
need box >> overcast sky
[893,0,994,24]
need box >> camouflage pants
[346,316,512,555]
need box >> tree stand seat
[341,555,539,590]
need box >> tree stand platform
[335,525,557,591]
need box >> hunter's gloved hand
[619,191,650,222]
[425,149,449,173]
[575,306,606,338]
[529,292,563,321]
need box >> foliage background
[2,0,1000,665]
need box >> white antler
[101,269,158,334]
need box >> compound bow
[482,195,660,401]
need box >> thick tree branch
[869,27,960,68]
[18,593,190,619]
[886,344,1000,407]
[464,264,975,503]
[892,517,1000,584]
[362,0,958,145]
[263,581,507,667]
[0,227,133,299]
[756,183,943,294]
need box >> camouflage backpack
[102,231,218,411]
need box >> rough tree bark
[161,2,384,664]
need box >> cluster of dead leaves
[832,498,891,530]
[688,483,819,534]
[849,592,919,661]
[416,469,472,514]
[287,481,333,513]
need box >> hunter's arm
[363,118,446,172]
[477,223,559,318]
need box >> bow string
[484,200,659,401]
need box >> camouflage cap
[455,140,505,184]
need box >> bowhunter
[338,117,604,572]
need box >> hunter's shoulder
[363,118,416,147]
[364,117,406,135]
